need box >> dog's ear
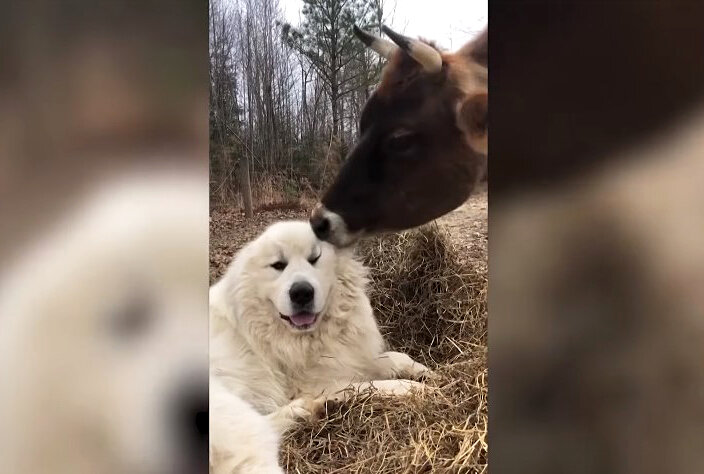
[209,274,240,329]
[456,91,487,154]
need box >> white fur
[209,378,283,474]
[0,169,215,474]
[210,221,430,469]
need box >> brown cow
[310,25,487,247]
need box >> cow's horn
[353,24,397,59]
[381,25,442,73]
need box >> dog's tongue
[290,312,316,326]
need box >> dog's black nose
[172,382,208,455]
[310,208,331,241]
[289,281,315,306]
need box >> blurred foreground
[0,169,209,474]
[0,2,208,473]
[492,109,704,473]
[490,2,704,472]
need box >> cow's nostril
[289,281,315,306]
[310,214,331,240]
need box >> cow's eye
[385,130,418,154]
[271,261,287,271]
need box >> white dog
[209,221,430,470]
[0,169,220,474]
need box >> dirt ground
[209,205,308,283]
[437,182,488,269]
[210,184,488,283]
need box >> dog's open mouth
[280,311,319,330]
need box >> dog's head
[230,221,341,334]
[0,169,208,474]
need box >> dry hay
[359,225,487,367]
[282,225,488,473]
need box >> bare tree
[281,0,382,144]
[209,0,388,210]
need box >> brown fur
[377,38,486,98]
[375,51,417,98]
[318,28,488,239]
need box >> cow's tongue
[289,312,316,326]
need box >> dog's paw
[283,398,313,421]
[366,379,427,396]
[266,398,323,433]
[380,351,435,380]
[286,397,327,422]
[415,366,441,383]
[410,362,438,381]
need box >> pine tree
[281,0,384,143]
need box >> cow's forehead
[376,51,421,96]
[360,78,446,133]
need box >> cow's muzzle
[310,204,361,247]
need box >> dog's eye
[271,261,287,271]
[108,294,152,341]
[308,254,321,265]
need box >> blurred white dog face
[237,222,337,332]
[0,168,208,474]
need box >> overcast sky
[281,0,487,51]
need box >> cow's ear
[459,29,487,66]
[457,91,487,154]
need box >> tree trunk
[339,97,345,143]
[239,152,254,217]
[330,81,340,141]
